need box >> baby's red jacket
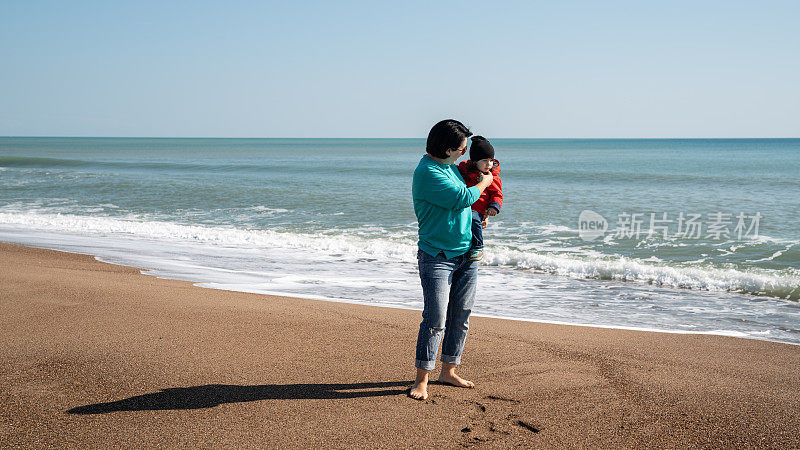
[456,159,503,215]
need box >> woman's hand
[475,171,493,193]
[486,207,499,217]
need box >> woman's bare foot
[408,368,429,400]
[438,362,475,388]
[438,373,475,388]
[409,381,428,400]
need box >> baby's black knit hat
[469,136,495,161]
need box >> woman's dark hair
[426,119,473,159]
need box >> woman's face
[445,138,468,163]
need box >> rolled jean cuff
[441,354,461,365]
[415,359,436,371]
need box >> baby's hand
[481,217,488,229]
[486,207,499,217]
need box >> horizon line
[2,135,799,140]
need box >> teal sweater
[412,155,481,258]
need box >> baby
[457,136,503,261]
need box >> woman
[408,119,494,400]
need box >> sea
[1,137,799,345]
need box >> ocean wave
[0,155,403,177]
[505,167,800,187]
[484,248,800,301]
[0,211,417,259]
[0,155,232,172]
[1,211,798,301]
[244,206,290,213]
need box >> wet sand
[1,241,798,448]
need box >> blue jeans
[471,210,484,250]
[414,249,478,370]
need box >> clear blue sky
[1,1,798,138]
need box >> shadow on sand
[67,381,410,414]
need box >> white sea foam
[241,205,289,214]
[0,211,418,260]
[746,243,796,263]
[536,224,578,235]
[0,210,798,300]
[483,248,800,301]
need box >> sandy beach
[1,241,798,448]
